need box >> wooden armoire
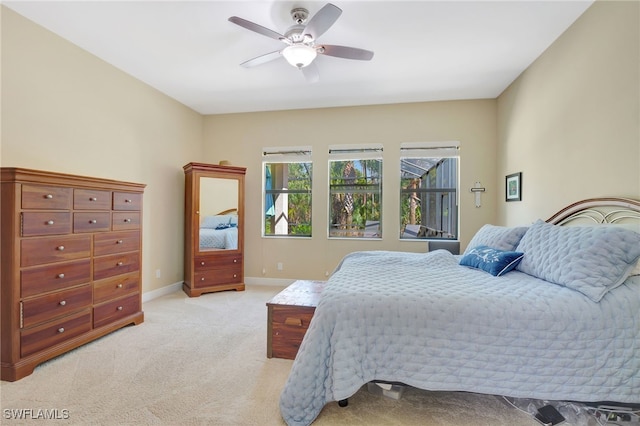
[183,163,246,297]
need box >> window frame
[399,142,460,241]
[327,144,383,240]
[262,147,313,238]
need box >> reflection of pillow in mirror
[201,215,231,229]
[228,215,238,226]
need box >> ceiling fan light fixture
[282,44,317,68]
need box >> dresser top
[1,167,145,191]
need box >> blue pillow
[459,245,524,276]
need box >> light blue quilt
[279,250,640,426]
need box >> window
[263,148,312,237]
[328,145,383,238]
[400,142,459,240]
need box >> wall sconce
[470,182,486,208]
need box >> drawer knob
[233,274,237,278]
[90,197,97,201]
[201,261,205,266]
[90,219,97,224]
[57,273,65,279]
[45,194,53,199]
[284,318,303,327]
[200,277,205,281]
[117,261,123,266]
[117,306,123,311]
[125,199,132,203]
[57,245,65,251]
[233,259,237,263]
[124,218,131,223]
[117,240,123,244]
[46,220,54,225]
[117,283,123,288]
[58,327,65,333]
[59,300,66,306]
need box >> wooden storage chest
[267,280,326,360]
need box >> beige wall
[496,0,640,225]
[204,101,498,281]
[1,7,203,293]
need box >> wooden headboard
[217,208,238,215]
[546,197,640,226]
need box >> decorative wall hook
[470,182,486,208]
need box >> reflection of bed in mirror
[199,208,238,250]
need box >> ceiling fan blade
[240,50,282,68]
[228,16,285,42]
[319,45,374,61]
[304,3,342,40]
[301,62,320,83]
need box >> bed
[199,209,238,250]
[279,197,640,426]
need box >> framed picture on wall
[505,172,522,202]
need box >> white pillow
[463,224,529,255]
[201,215,231,229]
[515,220,640,302]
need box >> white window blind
[328,143,383,161]
[262,146,312,162]
[399,141,460,158]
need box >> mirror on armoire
[198,177,239,251]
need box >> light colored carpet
[1,286,574,425]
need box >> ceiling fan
[228,3,374,83]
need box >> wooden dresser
[267,280,326,359]
[0,167,145,381]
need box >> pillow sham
[515,220,640,302]
[463,224,529,255]
[459,245,524,276]
[201,215,231,229]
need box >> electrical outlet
[155,269,161,278]
[277,262,283,271]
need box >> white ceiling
[4,1,594,115]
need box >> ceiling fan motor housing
[290,8,309,24]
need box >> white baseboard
[244,277,295,287]
[141,277,293,303]
[142,281,183,303]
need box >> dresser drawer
[113,192,142,211]
[94,231,140,256]
[21,310,92,357]
[21,259,91,298]
[271,305,316,360]
[194,266,242,288]
[93,252,140,281]
[93,293,140,328]
[73,212,111,233]
[21,235,91,267]
[22,212,71,237]
[22,284,92,328]
[112,212,140,231]
[93,272,139,304]
[73,189,111,210]
[194,254,242,271]
[21,185,72,210]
